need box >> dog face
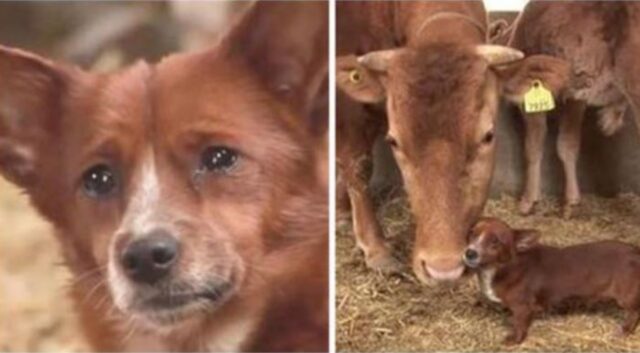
[0,1,327,332]
[463,218,540,269]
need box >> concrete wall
[493,107,640,197]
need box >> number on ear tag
[523,80,555,113]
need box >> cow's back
[337,1,487,56]
[510,2,640,105]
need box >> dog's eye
[82,164,117,198]
[201,146,238,173]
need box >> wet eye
[201,146,238,173]
[82,164,117,198]
[482,130,495,144]
[385,135,398,148]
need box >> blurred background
[0,2,248,351]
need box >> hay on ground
[337,192,640,352]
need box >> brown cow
[507,2,640,217]
[336,1,568,282]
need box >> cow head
[337,44,569,283]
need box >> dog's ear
[221,1,327,120]
[0,46,71,189]
[513,229,541,252]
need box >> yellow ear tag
[523,79,555,113]
[349,69,362,84]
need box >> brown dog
[0,1,327,351]
[464,217,640,345]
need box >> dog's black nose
[464,249,478,262]
[120,230,179,285]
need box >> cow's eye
[82,164,117,198]
[385,135,398,148]
[482,130,495,144]
[201,146,239,173]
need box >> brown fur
[336,1,492,281]
[507,1,640,217]
[336,1,546,282]
[465,218,640,345]
[0,1,327,351]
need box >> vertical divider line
[328,0,337,351]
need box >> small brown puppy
[463,217,640,345]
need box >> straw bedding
[337,191,640,352]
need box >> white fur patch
[478,267,501,304]
[109,149,161,310]
[116,314,256,352]
[205,314,257,352]
[123,149,161,236]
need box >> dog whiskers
[66,266,107,288]
[82,278,107,306]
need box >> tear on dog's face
[0,1,327,338]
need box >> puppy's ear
[0,46,72,189]
[513,229,541,252]
[221,1,327,121]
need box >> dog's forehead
[62,63,151,161]
[472,220,493,235]
[150,51,299,141]
[472,219,510,242]
[477,219,508,231]
[72,53,294,147]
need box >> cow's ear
[492,54,571,104]
[488,19,511,45]
[0,46,71,189]
[220,1,327,118]
[513,229,540,252]
[336,55,386,103]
